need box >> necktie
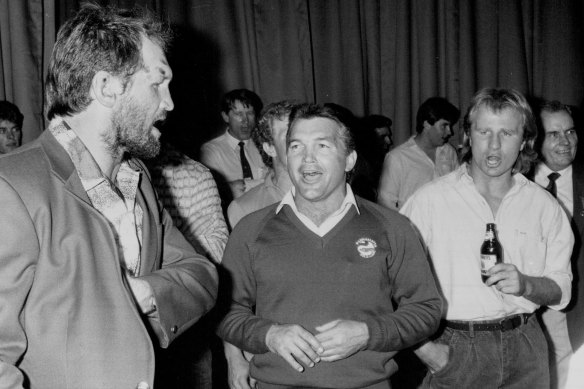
[546,172,561,198]
[238,141,253,179]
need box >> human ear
[90,71,123,108]
[345,150,357,172]
[263,142,276,158]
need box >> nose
[302,146,316,162]
[557,131,570,145]
[489,133,501,150]
[445,125,453,137]
[161,88,174,112]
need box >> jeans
[423,315,549,389]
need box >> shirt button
[171,325,178,334]
[136,381,150,389]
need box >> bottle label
[481,254,497,274]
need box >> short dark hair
[416,97,460,134]
[253,100,297,168]
[361,114,392,131]
[461,88,538,174]
[45,3,172,120]
[220,89,263,117]
[287,103,356,155]
[533,100,574,154]
[0,101,24,127]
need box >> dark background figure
[359,114,393,192]
[324,102,378,202]
[0,100,23,154]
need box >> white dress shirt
[200,130,267,189]
[534,163,574,218]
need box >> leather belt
[445,313,532,332]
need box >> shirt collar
[276,184,360,215]
[535,162,572,180]
[225,129,249,150]
[459,162,529,190]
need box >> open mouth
[556,149,573,156]
[302,170,322,181]
[486,156,501,168]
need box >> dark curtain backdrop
[1,0,583,156]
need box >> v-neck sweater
[218,196,442,388]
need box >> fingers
[485,265,524,295]
[315,319,339,333]
[265,324,323,372]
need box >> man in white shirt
[532,100,582,389]
[226,100,296,229]
[377,97,459,209]
[200,89,267,202]
[401,88,573,389]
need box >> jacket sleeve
[0,177,36,388]
[137,162,219,348]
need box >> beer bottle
[480,223,503,283]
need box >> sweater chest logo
[355,238,377,258]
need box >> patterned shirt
[50,121,143,275]
[147,143,228,263]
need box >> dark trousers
[154,319,214,389]
[422,315,549,389]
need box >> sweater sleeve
[364,212,443,352]
[216,217,277,354]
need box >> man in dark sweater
[217,103,443,389]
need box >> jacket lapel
[39,130,93,205]
[130,159,161,274]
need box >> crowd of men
[0,3,582,389]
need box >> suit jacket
[0,131,218,389]
[567,157,584,350]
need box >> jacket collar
[38,130,92,204]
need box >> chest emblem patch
[356,237,377,258]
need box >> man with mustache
[0,4,218,388]
[218,103,442,388]
[378,97,459,209]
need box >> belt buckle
[499,316,518,332]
